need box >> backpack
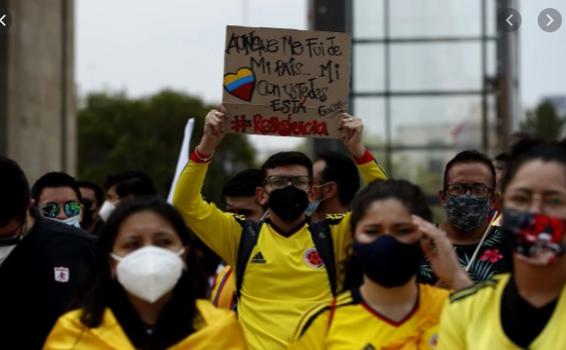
[233,219,337,309]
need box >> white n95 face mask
[111,246,185,303]
[99,201,117,222]
[46,214,82,228]
[59,214,81,228]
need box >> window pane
[389,0,482,37]
[388,149,460,201]
[353,0,384,39]
[353,97,385,145]
[487,41,496,77]
[486,0,497,37]
[353,44,384,92]
[390,96,484,147]
[390,42,482,91]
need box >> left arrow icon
[500,8,521,32]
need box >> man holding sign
[173,26,386,350]
[173,113,385,349]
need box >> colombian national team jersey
[289,284,448,350]
[173,150,386,350]
[437,273,566,349]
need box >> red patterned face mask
[502,209,566,258]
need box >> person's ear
[325,182,338,200]
[308,187,317,203]
[438,190,446,207]
[256,187,269,206]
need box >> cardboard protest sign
[222,26,351,139]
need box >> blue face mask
[304,183,331,217]
[445,194,491,232]
[304,199,321,217]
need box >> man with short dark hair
[419,150,512,284]
[31,172,83,228]
[77,180,104,234]
[222,169,265,220]
[174,108,386,350]
[0,157,95,348]
[308,151,385,220]
[99,171,158,221]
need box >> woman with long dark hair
[438,140,566,349]
[45,197,247,349]
[289,179,470,349]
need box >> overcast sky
[76,0,310,151]
[76,0,566,149]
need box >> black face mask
[268,186,309,224]
[353,235,423,288]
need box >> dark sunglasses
[40,201,81,218]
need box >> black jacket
[0,217,96,349]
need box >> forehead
[446,162,493,185]
[507,160,566,193]
[313,160,326,183]
[115,211,179,241]
[79,187,96,200]
[358,198,412,224]
[39,186,79,205]
[265,164,309,177]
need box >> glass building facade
[310,0,519,197]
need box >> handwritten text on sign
[222,26,351,138]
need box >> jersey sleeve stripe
[212,267,233,307]
[449,277,499,303]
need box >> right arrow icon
[539,8,562,32]
[546,14,554,27]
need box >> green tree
[520,101,565,141]
[78,90,256,205]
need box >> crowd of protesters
[1,107,565,350]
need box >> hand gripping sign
[222,26,352,139]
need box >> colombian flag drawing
[224,67,256,102]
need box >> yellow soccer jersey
[437,274,566,350]
[173,151,385,350]
[44,300,247,350]
[289,284,448,350]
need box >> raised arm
[340,113,387,184]
[172,108,243,266]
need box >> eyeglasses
[264,175,312,190]
[445,183,493,198]
[41,201,81,218]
